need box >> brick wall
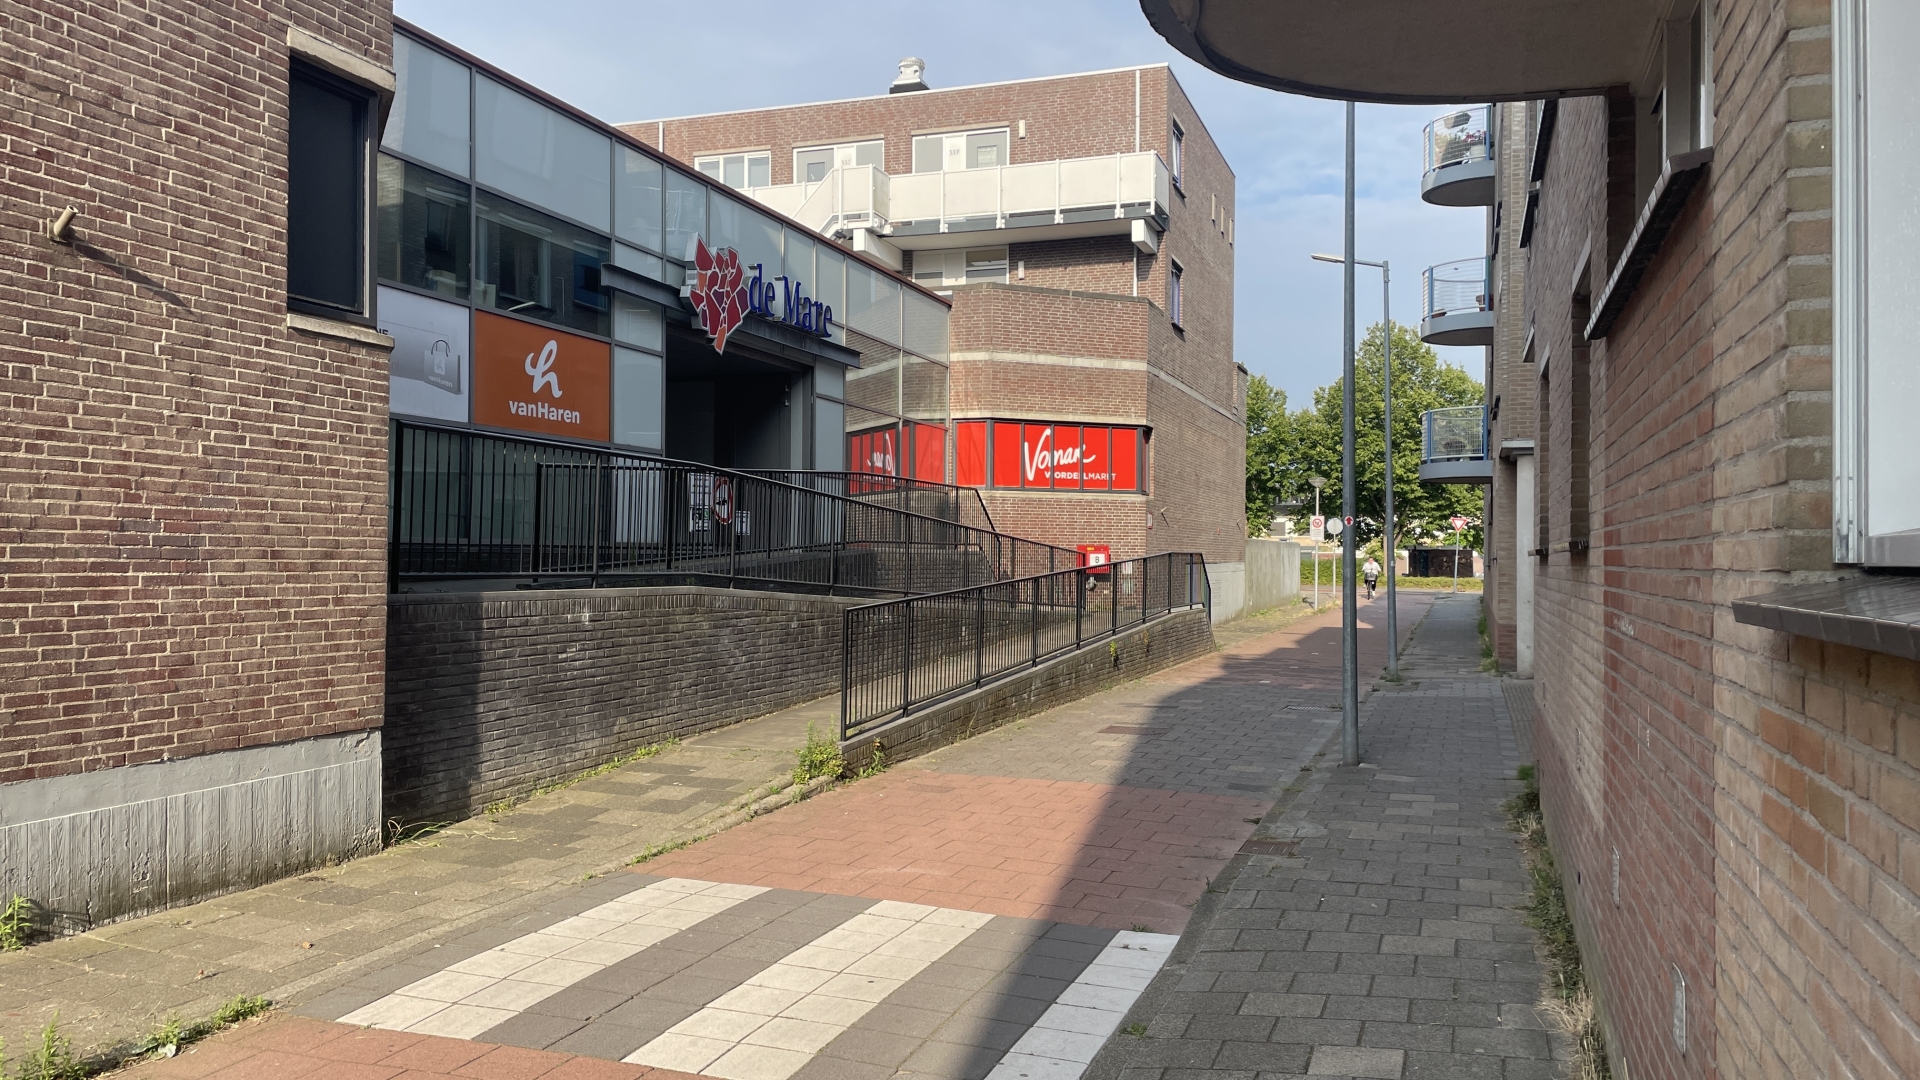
[0,1,393,786]
[1523,1,1920,1078]
[1486,100,1535,669]
[383,587,858,825]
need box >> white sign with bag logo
[380,286,470,423]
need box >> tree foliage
[1247,321,1484,549]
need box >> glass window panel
[845,350,900,416]
[615,146,663,253]
[1111,428,1141,491]
[696,159,722,180]
[813,399,845,470]
[956,421,988,486]
[854,141,883,168]
[845,263,900,344]
[613,242,663,281]
[965,247,1008,284]
[966,131,1008,169]
[377,154,470,299]
[991,422,1023,487]
[474,75,610,232]
[288,66,367,314]
[904,291,949,362]
[815,246,846,343]
[709,195,779,275]
[796,147,832,184]
[613,346,663,450]
[665,169,707,259]
[475,190,610,337]
[902,353,948,422]
[913,135,943,174]
[1082,427,1111,490]
[911,250,951,286]
[722,156,745,189]
[385,35,470,177]
[813,361,844,400]
[613,293,663,351]
[747,155,770,188]
[783,230,815,295]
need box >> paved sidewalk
[1088,593,1562,1080]
[88,593,1434,1080]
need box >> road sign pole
[1341,101,1359,769]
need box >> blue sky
[395,0,1487,407]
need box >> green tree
[1260,321,1484,551]
[1244,375,1299,533]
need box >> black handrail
[840,552,1211,739]
[741,470,999,534]
[389,420,1073,595]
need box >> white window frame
[911,128,1011,174]
[910,247,1009,288]
[1835,0,1920,565]
[792,140,883,184]
[1171,119,1185,189]
[693,151,771,191]
[1169,259,1184,326]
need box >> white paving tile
[627,1031,733,1072]
[396,970,499,1003]
[1031,1002,1125,1037]
[408,1003,516,1040]
[337,993,447,1031]
[986,1052,1095,1080]
[459,978,560,1012]
[987,931,1178,1080]
[704,1042,815,1080]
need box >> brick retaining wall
[383,586,858,826]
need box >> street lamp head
[1310,253,1344,264]
[1308,475,1327,489]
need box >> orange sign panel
[472,311,610,441]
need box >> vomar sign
[684,235,834,354]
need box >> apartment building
[1149,1,1920,1078]
[625,62,1250,613]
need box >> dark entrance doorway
[664,326,802,469]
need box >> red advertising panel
[956,421,988,487]
[1081,426,1111,490]
[991,421,1024,488]
[908,422,946,482]
[472,311,611,442]
[1110,427,1140,491]
[849,426,898,476]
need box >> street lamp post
[1311,252,1397,680]
[1340,100,1358,769]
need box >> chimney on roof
[890,57,929,94]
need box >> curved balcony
[1421,259,1495,346]
[1419,406,1492,485]
[1421,107,1496,207]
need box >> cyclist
[1362,556,1381,600]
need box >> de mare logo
[473,311,609,441]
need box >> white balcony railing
[1423,106,1493,176]
[745,152,1170,243]
[1424,258,1492,320]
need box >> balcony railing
[1422,406,1489,463]
[746,152,1171,244]
[1424,258,1491,320]
[1423,106,1493,174]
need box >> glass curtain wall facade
[375,28,950,473]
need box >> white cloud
[396,0,1490,404]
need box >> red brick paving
[637,771,1265,932]
[131,1016,708,1080]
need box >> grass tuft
[0,895,37,951]
[1505,766,1611,1079]
[138,995,272,1062]
[794,722,844,786]
[15,1014,83,1080]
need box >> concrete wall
[841,607,1212,768]
[384,587,857,826]
[0,732,382,930]
[1205,561,1245,624]
[1244,538,1301,616]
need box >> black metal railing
[390,420,1073,594]
[841,552,1210,739]
[743,470,998,534]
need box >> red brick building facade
[624,65,1249,613]
[1,1,396,922]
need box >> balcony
[746,152,1171,256]
[1421,107,1496,207]
[1421,259,1495,346]
[1419,406,1492,484]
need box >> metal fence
[1423,258,1492,320]
[390,420,1073,594]
[1423,105,1492,174]
[841,552,1210,739]
[1422,406,1489,462]
[744,470,998,534]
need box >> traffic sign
[1450,515,1468,532]
[1326,517,1344,536]
[712,477,735,525]
[1309,515,1325,543]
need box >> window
[1169,260,1184,326]
[384,34,469,177]
[1836,0,1920,564]
[475,191,609,337]
[910,247,1008,287]
[1171,119,1185,188]
[376,155,469,299]
[955,421,1145,492]
[288,62,374,317]
[695,152,771,190]
[665,168,707,260]
[615,146,663,254]
[910,129,1010,173]
[474,75,610,232]
[794,140,882,184]
[612,346,663,450]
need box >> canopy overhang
[1139,0,1664,104]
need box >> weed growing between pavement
[483,740,679,820]
[0,895,36,950]
[7,1014,83,1080]
[383,819,452,846]
[853,743,887,779]
[1504,765,1612,1079]
[136,995,269,1062]
[628,837,700,866]
[794,722,844,786]
[1120,1022,1148,1038]
[1478,607,1499,672]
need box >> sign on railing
[840,552,1211,739]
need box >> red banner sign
[955,421,1142,492]
[849,422,946,482]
